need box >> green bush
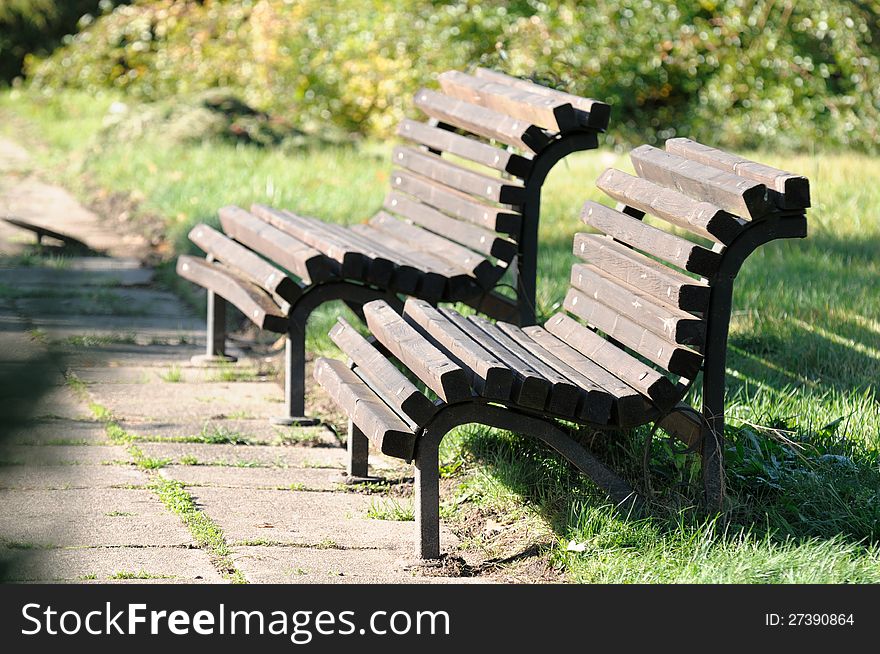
[0,0,127,83]
[23,0,880,152]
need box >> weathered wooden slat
[414,88,551,152]
[665,138,810,209]
[295,219,393,288]
[353,223,449,302]
[369,211,499,294]
[581,201,721,278]
[393,147,526,206]
[363,300,471,404]
[188,223,300,302]
[522,326,649,427]
[458,288,520,323]
[544,313,682,413]
[438,70,581,133]
[402,299,514,401]
[176,256,287,333]
[570,263,706,347]
[496,322,613,424]
[473,68,612,131]
[630,145,775,219]
[439,308,549,410]
[574,234,710,312]
[390,170,521,235]
[657,406,703,451]
[563,288,703,379]
[346,225,420,295]
[248,204,368,279]
[596,169,745,244]
[313,358,416,460]
[328,317,436,427]
[468,315,582,417]
[396,119,532,178]
[384,192,517,262]
[218,206,338,284]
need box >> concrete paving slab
[0,386,90,420]
[91,381,288,421]
[161,465,348,491]
[124,417,339,447]
[0,487,194,547]
[1,546,223,582]
[137,443,347,469]
[0,464,146,489]
[190,487,437,550]
[232,545,453,584]
[16,288,189,319]
[0,266,154,287]
[7,419,107,445]
[0,445,130,465]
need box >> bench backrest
[546,138,810,419]
[382,68,610,312]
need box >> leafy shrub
[0,1,127,83]
[23,0,880,152]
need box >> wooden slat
[439,70,581,133]
[571,263,706,347]
[581,201,721,278]
[564,288,703,379]
[313,358,416,460]
[301,220,398,288]
[390,170,521,234]
[393,147,526,206]
[328,317,436,427]
[522,326,649,427]
[176,256,287,333]
[363,300,471,404]
[414,88,551,152]
[574,234,710,312]
[352,224,449,302]
[369,211,499,294]
[658,406,703,451]
[397,119,532,178]
[346,225,420,295]
[473,68,612,131]
[458,288,520,323]
[218,206,338,284]
[439,308,548,410]
[468,315,582,418]
[496,322,613,424]
[188,223,300,302]
[665,138,810,209]
[384,192,517,262]
[402,299,514,401]
[630,145,775,219]
[248,204,368,279]
[596,168,745,244]
[545,312,683,413]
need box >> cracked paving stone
[0,464,147,490]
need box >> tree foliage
[21,0,880,151]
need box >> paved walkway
[0,139,468,583]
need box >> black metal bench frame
[316,138,811,559]
[179,68,609,425]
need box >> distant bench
[314,138,811,559]
[177,68,610,424]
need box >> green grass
[159,365,183,383]
[3,88,879,583]
[366,498,416,522]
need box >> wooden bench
[177,68,610,424]
[313,138,811,559]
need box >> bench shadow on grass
[452,231,880,565]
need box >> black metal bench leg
[271,321,319,426]
[191,290,237,365]
[415,433,441,560]
[346,422,370,478]
[701,404,725,512]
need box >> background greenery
[5,0,879,151]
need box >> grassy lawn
[2,89,878,582]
